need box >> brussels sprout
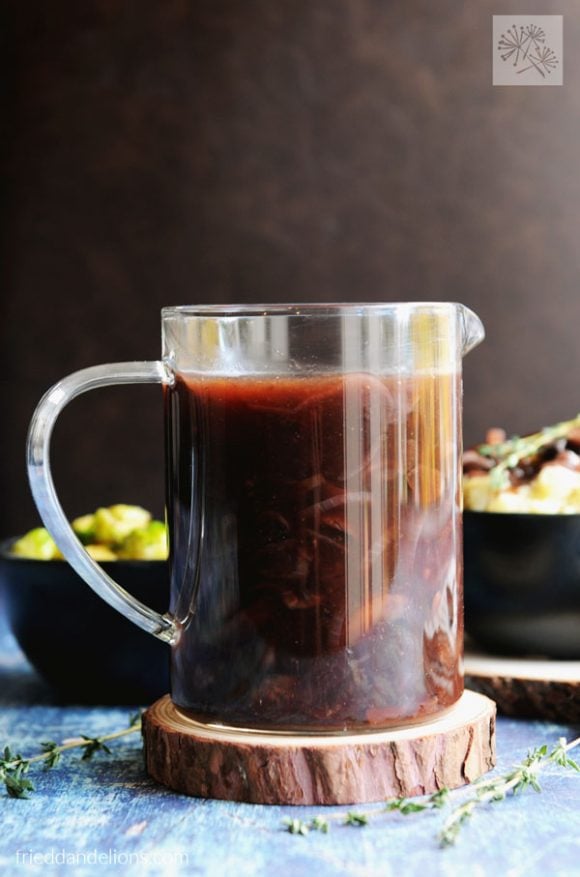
[117,520,168,560]
[93,505,152,546]
[85,544,118,561]
[72,513,96,544]
[11,505,165,561]
[11,528,63,560]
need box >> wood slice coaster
[465,652,580,723]
[142,691,496,805]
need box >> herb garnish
[0,712,142,799]
[477,415,580,490]
[282,736,580,847]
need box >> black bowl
[0,539,170,703]
[464,510,580,658]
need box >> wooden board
[465,653,580,722]
[142,691,496,805]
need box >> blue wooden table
[1,607,579,877]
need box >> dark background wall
[2,0,580,538]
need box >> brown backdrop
[2,0,580,537]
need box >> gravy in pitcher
[165,371,462,732]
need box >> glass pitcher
[27,303,484,733]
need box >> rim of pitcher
[162,302,465,318]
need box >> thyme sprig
[283,736,580,846]
[477,415,580,490]
[438,736,580,846]
[0,713,142,798]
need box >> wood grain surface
[143,691,496,804]
[465,653,580,723]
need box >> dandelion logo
[493,16,563,86]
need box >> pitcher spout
[459,305,485,357]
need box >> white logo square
[493,15,563,85]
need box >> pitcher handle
[26,361,177,643]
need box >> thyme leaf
[80,736,113,760]
[344,811,369,826]
[283,818,310,836]
[382,787,450,821]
